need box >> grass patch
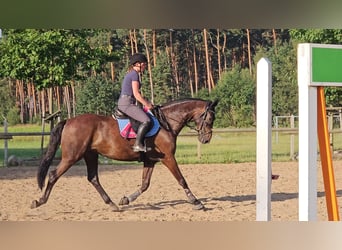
[2,125,342,167]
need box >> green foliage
[0,29,118,90]
[0,79,15,118]
[289,29,342,44]
[2,29,342,128]
[195,88,211,100]
[147,51,173,104]
[6,107,21,125]
[75,75,120,115]
[211,66,255,127]
[325,87,342,107]
[254,43,298,116]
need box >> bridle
[192,105,215,137]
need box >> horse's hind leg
[31,160,73,208]
[84,151,120,211]
[119,161,155,206]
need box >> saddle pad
[117,111,160,139]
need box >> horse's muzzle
[199,134,212,144]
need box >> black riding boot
[132,121,151,152]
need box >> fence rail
[0,132,51,137]
[2,128,342,167]
[3,128,342,138]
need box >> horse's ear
[210,100,218,109]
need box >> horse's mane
[160,98,207,108]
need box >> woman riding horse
[31,89,218,211]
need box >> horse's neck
[164,106,194,135]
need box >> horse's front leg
[119,162,155,206]
[162,157,205,210]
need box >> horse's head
[158,98,219,142]
[193,100,218,144]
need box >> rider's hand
[145,102,154,110]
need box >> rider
[117,53,154,152]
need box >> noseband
[191,105,215,137]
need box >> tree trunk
[191,30,199,95]
[232,48,236,68]
[27,82,33,123]
[222,31,227,71]
[56,86,61,112]
[152,30,157,67]
[203,29,212,93]
[169,30,180,97]
[133,29,138,53]
[185,41,194,97]
[16,80,25,123]
[71,82,76,117]
[64,86,71,118]
[216,29,222,79]
[272,29,277,55]
[48,87,53,130]
[143,29,154,103]
[110,62,115,81]
[31,82,37,119]
[129,29,138,54]
[246,28,252,76]
[40,89,46,120]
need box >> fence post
[275,116,279,144]
[256,57,272,221]
[290,115,295,160]
[3,117,8,167]
[328,112,333,152]
[339,109,342,130]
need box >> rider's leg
[132,120,151,152]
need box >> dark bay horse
[31,98,218,211]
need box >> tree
[289,29,342,44]
[211,66,255,127]
[0,29,118,122]
[76,75,119,115]
[253,42,298,117]
[146,51,173,104]
[0,79,15,118]
[3,28,342,128]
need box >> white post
[290,115,295,160]
[3,117,8,168]
[298,44,317,221]
[256,57,272,221]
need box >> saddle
[113,108,160,139]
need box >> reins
[151,105,172,132]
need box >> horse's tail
[37,120,67,190]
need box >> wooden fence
[2,128,342,167]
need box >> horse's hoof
[110,203,121,212]
[192,201,205,210]
[119,196,129,206]
[31,200,39,209]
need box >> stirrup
[132,145,151,152]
